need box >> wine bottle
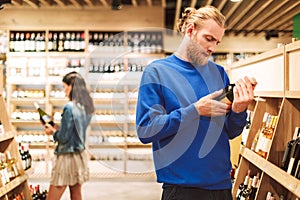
[33,102,55,126]
[260,116,278,158]
[240,178,253,200]
[236,169,250,200]
[255,113,271,156]
[214,83,235,103]
[281,138,296,171]
[249,174,259,200]
[5,151,19,180]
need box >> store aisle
[29,178,162,200]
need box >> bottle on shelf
[282,127,300,172]
[250,128,261,152]
[286,137,300,176]
[33,102,55,126]
[260,115,278,159]
[19,143,26,170]
[236,169,251,200]
[0,153,10,185]
[24,32,31,52]
[30,32,36,52]
[52,32,58,51]
[5,150,19,181]
[239,177,253,200]
[249,173,259,200]
[58,32,65,52]
[9,32,15,52]
[48,32,53,51]
[254,112,270,155]
[241,110,252,146]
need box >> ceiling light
[231,0,242,2]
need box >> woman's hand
[44,123,58,135]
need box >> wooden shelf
[242,148,300,198]
[231,43,300,199]
[0,132,14,143]
[0,175,28,197]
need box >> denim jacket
[53,101,92,155]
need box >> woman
[44,71,95,200]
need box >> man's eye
[206,37,213,41]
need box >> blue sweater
[136,55,247,190]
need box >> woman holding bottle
[44,71,95,200]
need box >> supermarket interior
[0,0,300,199]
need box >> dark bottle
[9,32,15,52]
[249,174,259,200]
[239,178,252,200]
[236,170,250,200]
[52,32,58,51]
[33,102,55,126]
[214,84,235,103]
[281,139,296,171]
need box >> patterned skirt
[50,151,89,186]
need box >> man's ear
[186,23,195,37]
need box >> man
[136,5,256,200]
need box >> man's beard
[186,38,210,66]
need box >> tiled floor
[29,177,162,200]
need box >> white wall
[164,33,292,54]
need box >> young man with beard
[135,5,256,200]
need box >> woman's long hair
[62,71,95,115]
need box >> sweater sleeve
[136,66,199,144]
[225,110,247,139]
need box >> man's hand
[194,89,231,116]
[232,76,257,113]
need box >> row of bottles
[9,66,45,77]
[11,101,59,124]
[90,151,152,161]
[250,112,278,159]
[6,191,25,200]
[16,132,53,144]
[0,151,20,187]
[30,184,48,200]
[127,31,163,53]
[89,135,141,145]
[90,91,138,99]
[11,90,45,99]
[88,31,124,52]
[48,31,85,52]
[236,170,259,200]
[92,113,135,122]
[9,31,46,52]
[9,30,164,53]
[88,60,146,73]
[281,127,300,179]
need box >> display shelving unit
[230,41,300,199]
[5,29,164,178]
[0,64,32,199]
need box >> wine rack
[5,29,164,178]
[231,40,300,199]
[0,92,32,199]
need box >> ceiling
[1,0,299,37]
